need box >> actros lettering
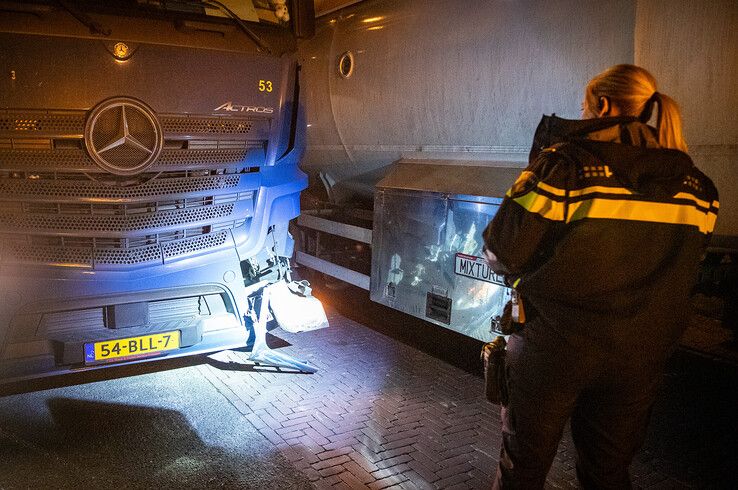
[214,101,274,114]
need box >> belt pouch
[481,336,508,405]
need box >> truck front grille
[0,109,269,269]
[0,172,243,201]
[0,149,261,170]
[0,112,263,140]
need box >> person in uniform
[482,64,719,489]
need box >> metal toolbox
[371,160,522,342]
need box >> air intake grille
[39,295,220,338]
[0,228,237,268]
[93,243,162,266]
[0,108,269,269]
[0,173,242,201]
[0,111,269,138]
[161,117,254,135]
[2,242,94,267]
[161,230,229,259]
[0,148,261,172]
[0,113,86,134]
[0,202,241,234]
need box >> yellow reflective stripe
[567,198,715,233]
[534,182,635,198]
[513,190,566,221]
[707,211,718,231]
[513,189,715,233]
[673,192,713,210]
[531,184,715,209]
[569,185,633,197]
[536,181,566,196]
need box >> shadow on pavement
[0,397,312,489]
[0,355,207,397]
[639,351,738,487]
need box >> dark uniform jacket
[483,115,719,356]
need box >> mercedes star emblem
[84,97,163,176]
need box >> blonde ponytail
[585,64,688,152]
[654,92,687,152]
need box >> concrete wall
[635,0,738,237]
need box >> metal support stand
[247,283,318,374]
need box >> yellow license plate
[84,331,180,364]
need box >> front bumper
[0,245,249,382]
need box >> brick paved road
[198,301,738,489]
[2,288,734,489]
[202,310,501,489]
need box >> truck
[0,0,324,384]
[294,0,738,343]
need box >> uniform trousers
[492,320,663,489]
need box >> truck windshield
[14,0,293,53]
[16,1,292,28]
[122,0,291,27]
